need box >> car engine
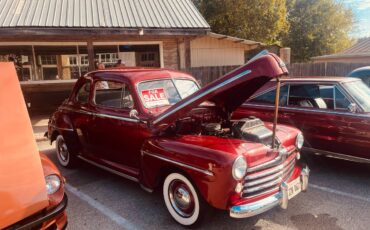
[200,117,273,145]
[231,117,273,145]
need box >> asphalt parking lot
[36,140,370,230]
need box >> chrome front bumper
[230,166,309,218]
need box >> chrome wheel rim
[168,179,195,218]
[57,137,69,162]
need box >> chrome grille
[242,151,296,198]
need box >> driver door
[87,79,140,177]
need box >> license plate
[287,177,302,200]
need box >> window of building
[76,82,91,104]
[141,53,155,62]
[94,81,134,109]
[39,55,57,65]
[69,56,78,66]
[80,55,89,65]
[96,53,118,64]
[0,46,34,81]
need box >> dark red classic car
[234,77,370,163]
[47,52,309,226]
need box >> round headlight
[45,174,61,195]
[232,156,247,180]
[296,133,304,149]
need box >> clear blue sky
[341,0,370,38]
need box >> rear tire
[56,135,78,168]
[163,173,205,227]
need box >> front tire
[163,173,203,227]
[56,135,78,168]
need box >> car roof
[277,76,361,83]
[254,76,361,94]
[348,66,370,77]
[87,68,196,84]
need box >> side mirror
[348,103,357,113]
[129,109,140,120]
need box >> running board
[77,155,139,182]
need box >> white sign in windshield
[141,88,170,108]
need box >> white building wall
[190,36,247,67]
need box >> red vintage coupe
[234,77,370,163]
[47,52,309,226]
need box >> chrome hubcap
[57,138,69,162]
[168,180,195,217]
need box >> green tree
[195,0,289,44]
[283,0,354,62]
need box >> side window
[335,87,350,110]
[250,84,289,106]
[94,80,134,109]
[76,82,91,104]
[288,84,333,110]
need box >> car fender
[140,136,238,210]
[48,110,80,154]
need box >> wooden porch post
[31,45,38,80]
[87,40,95,71]
[184,38,191,71]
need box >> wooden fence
[186,65,239,86]
[187,62,370,85]
[288,62,370,77]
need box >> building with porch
[0,0,263,114]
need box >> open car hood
[0,63,49,229]
[152,52,288,130]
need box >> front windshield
[343,80,370,112]
[138,79,199,108]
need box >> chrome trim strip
[247,155,283,173]
[303,147,370,164]
[231,167,310,218]
[60,106,140,123]
[152,69,252,125]
[242,186,280,199]
[140,184,154,193]
[242,103,370,118]
[243,177,283,193]
[94,112,139,123]
[142,151,214,176]
[245,173,283,188]
[243,164,295,196]
[244,161,295,187]
[247,148,296,173]
[246,156,295,180]
[50,124,74,132]
[77,156,139,182]
[230,191,282,218]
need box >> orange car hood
[0,63,49,228]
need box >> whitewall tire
[163,173,202,226]
[56,135,76,168]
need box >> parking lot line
[65,184,138,230]
[310,184,370,203]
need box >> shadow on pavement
[291,213,343,230]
